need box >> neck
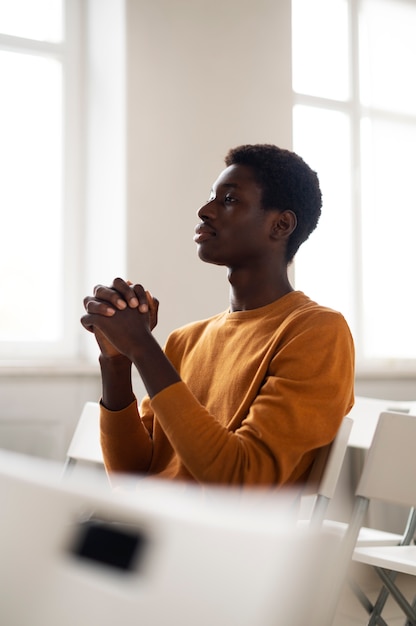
[228,266,293,312]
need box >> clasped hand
[81,278,159,360]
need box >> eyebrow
[211,183,240,193]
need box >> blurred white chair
[325,411,416,625]
[63,401,104,478]
[0,449,345,626]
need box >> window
[292,0,416,370]
[0,0,82,360]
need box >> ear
[270,210,297,240]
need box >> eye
[224,194,237,204]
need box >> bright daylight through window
[292,0,416,368]
[0,0,80,360]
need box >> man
[81,144,354,487]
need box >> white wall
[123,0,293,346]
[0,368,101,461]
[0,0,414,464]
[0,0,293,461]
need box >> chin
[197,249,226,267]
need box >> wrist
[127,329,155,366]
[99,354,135,411]
[99,353,132,371]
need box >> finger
[132,283,149,313]
[111,277,140,309]
[146,290,154,307]
[84,296,116,316]
[146,291,159,331]
[93,283,129,310]
[126,280,142,309]
[146,291,159,315]
[80,314,95,333]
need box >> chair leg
[366,571,399,626]
[404,595,416,626]
[373,567,416,625]
[348,560,400,625]
[362,508,416,625]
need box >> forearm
[99,334,181,478]
[130,332,181,399]
[99,354,135,411]
[100,399,153,474]
[150,381,290,485]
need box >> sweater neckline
[225,291,306,321]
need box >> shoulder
[284,291,350,326]
[276,292,354,349]
[269,293,355,380]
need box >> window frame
[292,0,416,374]
[0,0,85,363]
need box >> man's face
[194,164,277,268]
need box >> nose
[197,198,216,221]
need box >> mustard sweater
[100,291,355,487]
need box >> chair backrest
[347,395,416,450]
[0,449,343,626]
[356,411,416,507]
[302,416,353,526]
[323,410,416,625]
[63,401,103,476]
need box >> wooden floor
[334,562,416,625]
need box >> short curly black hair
[224,144,322,262]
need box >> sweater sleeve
[150,312,354,486]
[100,399,153,474]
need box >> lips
[193,223,216,243]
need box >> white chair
[0,448,345,626]
[332,396,416,548]
[347,394,416,450]
[299,415,353,528]
[63,401,104,478]
[301,399,411,547]
[351,506,416,624]
[325,411,416,625]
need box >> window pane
[0,50,63,343]
[360,0,416,115]
[360,117,416,359]
[293,105,355,333]
[292,0,350,101]
[0,0,63,42]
